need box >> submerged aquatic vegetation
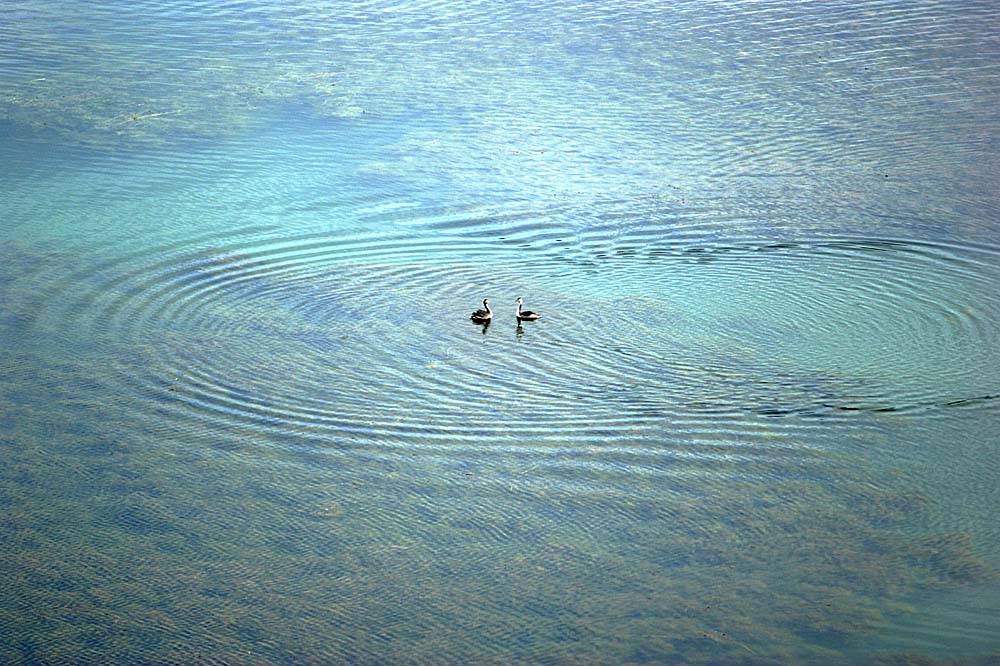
[1,354,996,663]
[3,215,1000,664]
[4,0,1000,660]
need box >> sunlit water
[2,1,999,664]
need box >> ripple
[13,197,999,466]
[4,1,1000,663]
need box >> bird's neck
[484,302,491,313]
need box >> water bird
[470,298,492,322]
[515,297,541,322]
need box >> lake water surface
[2,1,999,664]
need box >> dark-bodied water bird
[515,297,541,322]
[470,298,492,323]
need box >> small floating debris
[116,110,181,125]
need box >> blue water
[2,1,999,664]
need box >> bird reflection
[515,323,524,340]
[478,319,491,335]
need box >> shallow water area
[2,1,1000,664]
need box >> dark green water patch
[0,345,996,664]
[4,2,1000,661]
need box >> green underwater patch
[2,238,998,664]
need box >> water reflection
[2,0,1000,664]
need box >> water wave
[11,200,997,465]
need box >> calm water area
[2,1,999,664]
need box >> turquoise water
[2,1,999,663]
